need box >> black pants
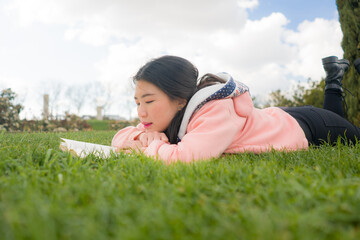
[282,89,360,146]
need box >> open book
[59,138,117,158]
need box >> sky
[0,0,342,119]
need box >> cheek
[150,104,166,115]
[152,101,174,114]
[163,102,179,118]
[152,102,178,122]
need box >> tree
[119,82,136,120]
[65,83,91,115]
[266,79,325,108]
[267,89,297,107]
[337,0,360,125]
[0,88,23,131]
[302,80,325,108]
[90,81,115,117]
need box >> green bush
[21,113,92,132]
[0,88,23,132]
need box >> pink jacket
[111,91,308,163]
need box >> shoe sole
[322,56,350,67]
[322,56,338,64]
[338,59,350,66]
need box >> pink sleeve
[111,123,145,148]
[144,99,245,163]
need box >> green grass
[0,131,360,240]
[86,120,111,130]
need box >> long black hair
[133,55,225,144]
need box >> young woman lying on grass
[112,55,360,163]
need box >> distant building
[96,106,103,120]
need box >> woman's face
[134,80,185,132]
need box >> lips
[142,122,153,128]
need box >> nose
[137,104,147,118]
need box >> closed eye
[146,100,154,104]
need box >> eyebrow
[134,93,155,100]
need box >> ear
[177,98,187,111]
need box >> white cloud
[6,0,250,45]
[2,0,343,118]
[284,18,343,81]
[93,11,342,98]
[207,13,295,69]
[237,0,259,10]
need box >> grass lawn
[86,120,111,131]
[0,130,359,239]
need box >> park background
[1,1,360,239]
[1,0,353,125]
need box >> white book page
[59,138,117,158]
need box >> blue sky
[0,0,343,119]
[249,0,338,30]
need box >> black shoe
[322,56,349,92]
[354,58,360,75]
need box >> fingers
[160,133,169,143]
[122,140,143,150]
[116,140,143,154]
[138,133,148,146]
[117,131,169,154]
[138,132,169,147]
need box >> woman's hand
[137,131,169,147]
[116,131,168,154]
[117,140,144,154]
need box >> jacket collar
[178,72,249,140]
